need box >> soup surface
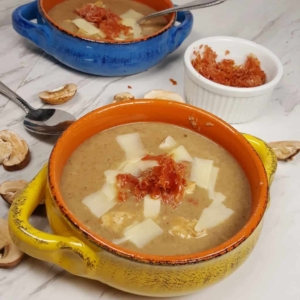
[48,0,167,41]
[61,122,251,256]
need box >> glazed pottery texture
[9,100,277,297]
[11,0,193,76]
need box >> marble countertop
[0,0,299,299]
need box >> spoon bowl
[0,82,76,135]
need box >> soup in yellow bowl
[9,100,277,297]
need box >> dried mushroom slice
[39,83,77,105]
[144,90,185,103]
[0,218,24,268]
[112,92,135,103]
[268,141,300,161]
[0,140,13,164]
[0,130,30,171]
[0,180,28,205]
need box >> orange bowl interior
[39,0,176,42]
[49,100,268,264]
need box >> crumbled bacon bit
[76,3,132,39]
[169,78,177,85]
[225,50,230,55]
[116,154,187,207]
[191,45,266,88]
[128,85,132,89]
[199,44,203,49]
[188,198,198,206]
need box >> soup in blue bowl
[12,0,193,76]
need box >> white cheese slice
[138,160,159,171]
[71,18,104,36]
[113,220,140,245]
[214,192,226,203]
[121,18,142,39]
[82,190,116,218]
[144,195,161,219]
[208,166,219,199]
[169,145,193,163]
[190,157,213,189]
[120,9,144,21]
[159,136,177,150]
[101,182,117,200]
[122,160,159,176]
[123,221,139,234]
[116,133,146,162]
[104,170,124,184]
[122,162,141,176]
[195,196,234,232]
[124,219,163,248]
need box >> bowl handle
[168,11,193,53]
[242,133,277,185]
[8,164,99,276]
[12,1,51,51]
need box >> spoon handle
[0,81,35,115]
[138,0,226,23]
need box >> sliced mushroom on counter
[112,92,135,103]
[0,180,28,205]
[144,90,186,103]
[0,218,24,268]
[39,83,77,105]
[268,141,300,161]
[0,130,30,171]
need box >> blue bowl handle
[168,11,193,53]
[12,0,51,51]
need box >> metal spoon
[137,0,226,24]
[0,81,76,135]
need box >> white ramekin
[183,36,283,123]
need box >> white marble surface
[0,0,300,299]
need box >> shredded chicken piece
[101,211,134,234]
[169,217,207,239]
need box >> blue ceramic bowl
[12,0,193,76]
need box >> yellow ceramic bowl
[8,100,277,297]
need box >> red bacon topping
[76,3,132,39]
[116,155,188,207]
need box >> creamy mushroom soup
[48,0,168,41]
[60,122,251,256]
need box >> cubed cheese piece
[208,166,219,199]
[124,219,163,248]
[71,18,104,36]
[169,145,193,163]
[159,136,177,150]
[138,160,159,171]
[123,220,139,234]
[82,190,116,218]
[120,9,144,20]
[190,157,213,189]
[101,182,117,200]
[144,195,161,219]
[116,133,146,162]
[122,162,142,176]
[195,201,234,232]
[120,18,142,38]
[122,160,159,176]
[214,192,226,203]
[104,170,124,184]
